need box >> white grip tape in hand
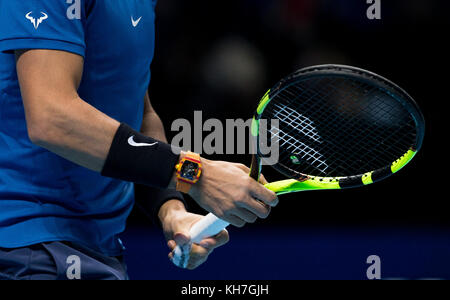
[172,213,230,268]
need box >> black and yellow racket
[172,65,425,268]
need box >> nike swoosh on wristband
[128,136,158,147]
[131,16,142,27]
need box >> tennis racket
[172,64,425,268]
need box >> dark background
[122,0,450,279]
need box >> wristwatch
[175,152,202,193]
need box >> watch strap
[176,180,193,193]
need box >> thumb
[173,231,191,247]
[171,217,199,246]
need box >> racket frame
[250,64,425,191]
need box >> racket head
[251,65,425,190]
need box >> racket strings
[270,126,330,173]
[273,78,372,174]
[261,76,417,177]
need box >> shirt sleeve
[0,0,87,57]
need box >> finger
[167,240,176,251]
[258,173,269,185]
[235,164,268,185]
[238,198,271,219]
[190,243,210,258]
[249,180,279,207]
[233,208,258,224]
[198,229,229,250]
[223,214,246,228]
[173,232,191,248]
[183,230,230,270]
[185,244,210,270]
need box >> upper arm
[15,49,84,128]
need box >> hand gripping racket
[172,65,425,268]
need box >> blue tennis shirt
[0,0,157,256]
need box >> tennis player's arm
[16,49,177,189]
[16,49,118,172]
[16,49,277,227]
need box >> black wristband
[101,123,180,188]
[134,184,187,227]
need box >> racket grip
[190,213,230,243]
[172,213,229,268]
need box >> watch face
[180,161,199,181]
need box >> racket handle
[189,213,230,243]
[172,213,229,268]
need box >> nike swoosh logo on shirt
[131,16,142,27]
[128,136,158,147]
